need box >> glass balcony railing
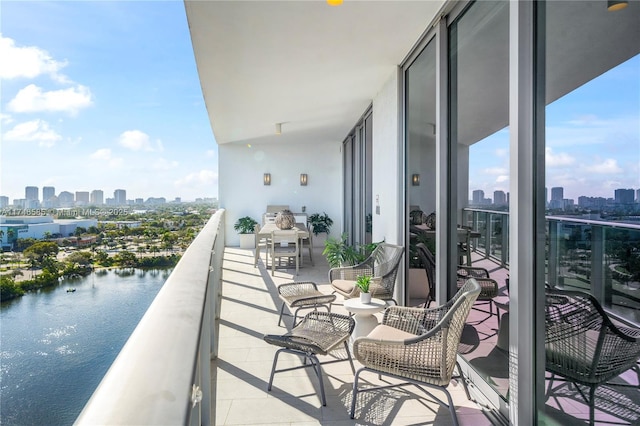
[462,208,509,267]
[463,208,640,324]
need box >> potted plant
[234,216,258,249]
[308,212,332,247]
[323,233,382,268]
[356,275,372,303]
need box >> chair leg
[308,354,327,406]
[589,385,596,426]
[343,341,355,375]
[278,303,287,327]
[350,368,364,418]
[443,387,460,426]
[267,348,284,391]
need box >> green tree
[0,275,24,300]
[23,241,59,262]
[114,250,137,268]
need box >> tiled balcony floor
[213,246,496,425]
[213,246,640,425]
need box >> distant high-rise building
[25,186,39,203]
[0,196,8,208]
[551,187,564,201]
[472,190,485,204]
[114,189,126,205]
[135,198,144,204]
[90,190,104,205]
[75,191,90,205]
[614,188,634,204]
[42,186,55,203]
[493,190,507,205]
[58,191,75,207]
[636,189,640,203]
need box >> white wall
[219,140,343,246]
[371,69,402,246]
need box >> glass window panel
[449,0,510,404]
[543,1,640,424]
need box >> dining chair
[299,224,314,266]
[254,223,269,267]
[270,229,299,276]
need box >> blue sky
[1,2,637,205]
[469,54,639,202]
[1,1,217,202]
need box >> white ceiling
[185,1,640,148]
[184,0,445,146]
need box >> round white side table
[343,298,387,346]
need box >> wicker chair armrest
[457,265,490,279]
[381,305,448,335]
[610,323,640,342]
[473,277,499,298]
[329,265,373,282]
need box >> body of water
[1,268,169,425]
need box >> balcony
[75,209,494,425]
[76,209,640,425]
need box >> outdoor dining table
[255,223,310,267]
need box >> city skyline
[0,184,217,208]
[1,2,218,203]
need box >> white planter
[313,232,327,248]
[239,234,255,249]
[360,292,372,304]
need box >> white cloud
[545,147,575,167]
[205,149,216,158]
[495,148,508,157]
[0,34,68,82]
[8,84,93,116]
[585,158,623,174]
[89,148,123,168]
[90,148,112,161]
[496,175,509,183]
[3,119,62,147]
[118,130,154,151]
[175,170,217,186]
[152,158,179,170]
[0,113,13,125]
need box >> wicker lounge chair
[545,288,640,425]
[349,278,481,425]
[264,311,355,406]
[456,265,499,321]
[329,242,404,304]
[416,243,499,319]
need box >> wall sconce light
[607,0,628,11]
[300,173,308,186]
[264,173,271,185]
[412,174,420,186]
[326,0,343,6]
[275,123,282,135]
